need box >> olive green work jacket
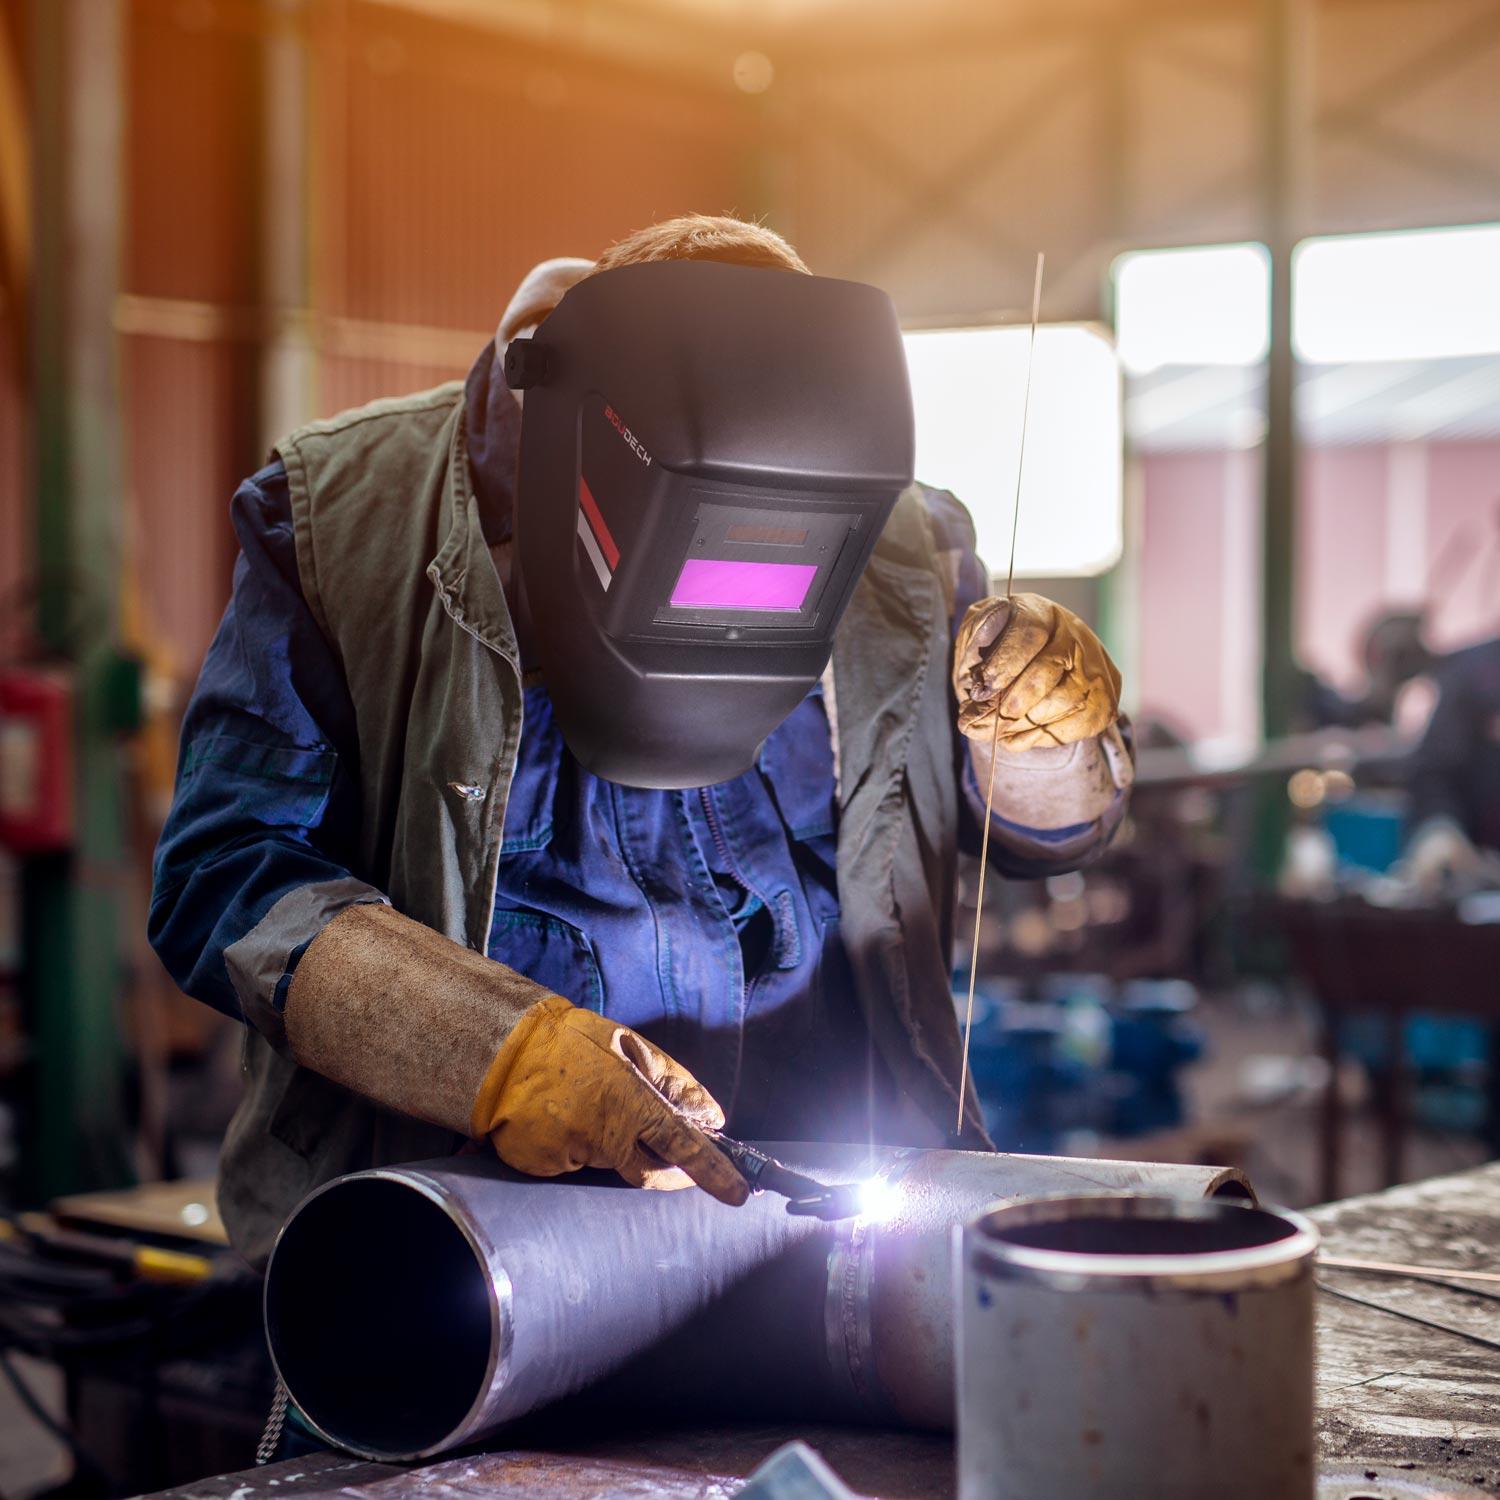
[218,382,987,1268]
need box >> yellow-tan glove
[954,592,1121,752]
[471,994,748,1203]
[283,903,747,1206]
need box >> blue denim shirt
[150,347,1111,1134]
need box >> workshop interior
[1,0,1498,1496]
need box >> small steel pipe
[264,1145,1254,1461]
[958,1194,1318,1500]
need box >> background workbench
[1270,896,1500,1201]
[144,1162,1500,1500]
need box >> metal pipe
[264,1145,1253,1461]
[958,1194,1318,1500]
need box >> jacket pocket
[181,732,337,828]
[153,733,339,903]
[488,908,604,1014]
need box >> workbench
[143,1162,1500,1499]
[1270,895,1500,1201]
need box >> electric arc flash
[854,1177,901,1224]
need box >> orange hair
[500,216,810,340]
[591,213,810,276]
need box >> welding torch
[707,1133,867,1220]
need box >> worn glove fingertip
[678,1141,750,1205]
[704,1168,751,1207]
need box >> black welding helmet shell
[505,258,915,789]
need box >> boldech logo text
[605,405,652,467]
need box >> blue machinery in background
[962,968,1489,1150]
[957,975,1204,1154]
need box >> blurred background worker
[1404,632,1500,893]
[1296,609,1433,732]
[145,215,1133,1270]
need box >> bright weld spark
[853,1177,901,1225]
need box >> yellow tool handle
[132,1245,215,1285]
[2,1215,214,1284]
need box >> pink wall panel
[1296,445,1389,693]
[1424,442,1500,655]
[1136,452,1231,742]
[1139,439,1500,745]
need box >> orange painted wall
[118,0,754,677]
[0,0,28,661]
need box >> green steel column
[25,0,130,1199]
[1093,29,1133,683]
[1255,0,1311,878]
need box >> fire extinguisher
[0,665,75,853]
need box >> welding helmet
[504,258,915,789]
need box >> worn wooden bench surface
[149,1162,1500,1499]
[1313,1160,1500,1493]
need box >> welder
[149,215,1133,1268]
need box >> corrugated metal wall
[123,0,265,676]
[311,1,754,341]
[0,0,28,661]
[118,0,755,678]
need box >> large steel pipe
[264,1144,1254,1461]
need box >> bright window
[903,325,1123,579]
[1113,243,1270,373]
[1294,222,1500,363]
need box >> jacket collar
[830,485,942,807]
[426,352,522,666]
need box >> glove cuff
[469,994,575,1138]
[283,902,556,1137]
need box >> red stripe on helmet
[578,476,621,570]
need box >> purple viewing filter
[670,558,818,611]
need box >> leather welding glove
[284,903,748,1206]
[954,592,1122,753]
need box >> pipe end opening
[265,1175,496,1459]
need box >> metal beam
[1131,1,1500,244]
[1151,34,1257,94]
[842,53,1089,283]
[1326,113,1500,201]
[790,92,1033,285]
[1319,3,1500,135]
[778,0,1260,70]
[25,0,130,1200]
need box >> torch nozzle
[707,1134,866,1220]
